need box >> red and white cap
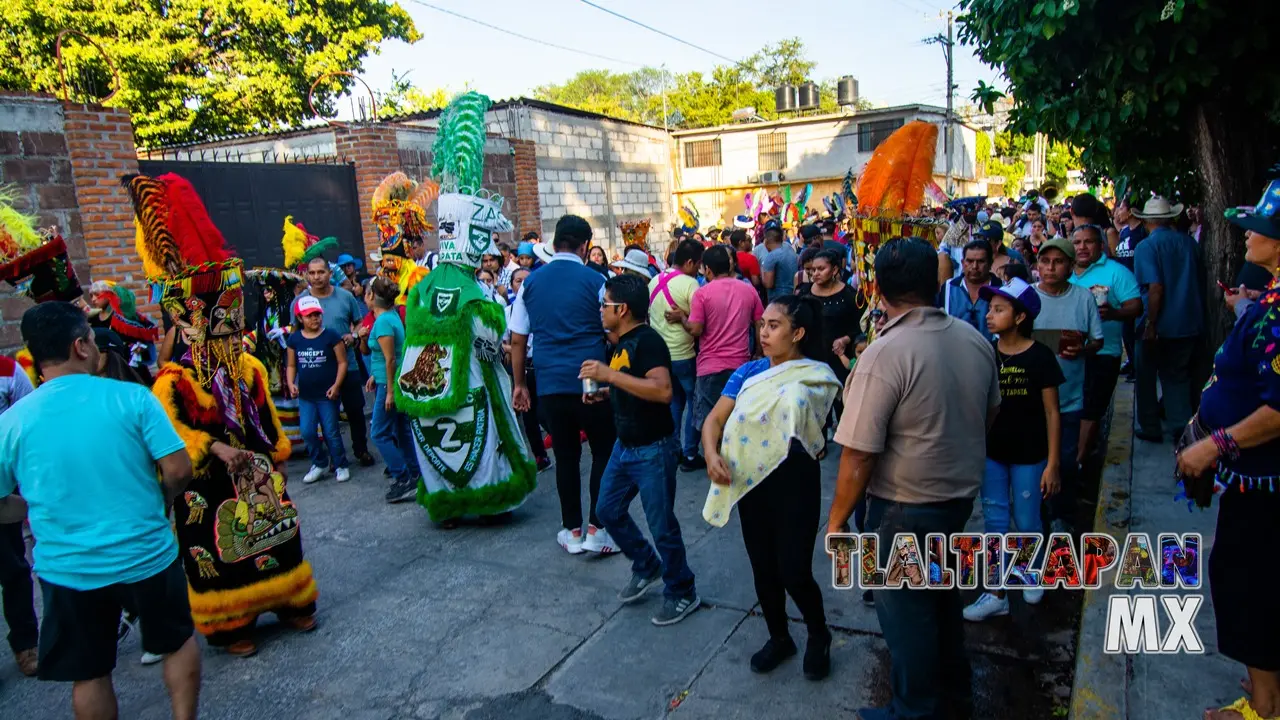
[295,296,323,316]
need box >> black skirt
[1210,486,1280,670]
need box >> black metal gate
[135,160,365,272]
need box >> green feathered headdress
[431,91,492,195]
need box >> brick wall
[0,95,84,351]
[511,139,541,239]
[333,124,400,261]
[63,103,144,306]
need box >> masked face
[209,287,244,336]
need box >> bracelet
[1211,428,1242,463]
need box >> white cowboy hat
[368,250,383,264]
[532,241,556,265]
[610,248,651,275]
[1131,196,1185,220]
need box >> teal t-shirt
[368,310,405,386]
[1069,255,1141,357]
[0,374,185,590]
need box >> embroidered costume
[394,92,537,522]
[123,172,317,645]
[372,171,436,305]
[0,185,84,387]
[245,267,306,454]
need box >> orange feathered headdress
[856,121,939,218]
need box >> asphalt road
[0,434,1079,719]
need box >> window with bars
[857,118,906,152]
[757,132,788,171]
[683,139,721,168]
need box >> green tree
[1,0,419,146]
[958,0,1280,342]
[378,70,449,119]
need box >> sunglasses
[600,301,625,310]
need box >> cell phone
[1216,280,1238,295]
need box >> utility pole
[924,11,957,197]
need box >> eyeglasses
[600,301,625,310]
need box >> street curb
[1069,385,1134,720]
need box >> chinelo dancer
[394,91,537,527]
[123,171,318,658]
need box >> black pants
[541,393,616,530]
[338,365,369,456]
[521,363,548,462]
[0,522,37,653]
[737,443,827,641]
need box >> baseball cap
[517,241,535,258]
[1038,236,1075,260]
[976,210,990,224]
[799,224,821,240]
[975,220,1004,242]
[295,296,323,316]
[979,276,1042,320]
[763,218,782,232]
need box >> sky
[356,0,1003,115]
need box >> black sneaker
[803,630,832,681]
[356,452,376,467]
[679,455,706,472]
[750,637,797,673]
[862,590,874,606]
[385,477,417,504]
[619,568,662,604]
[651,593,701,626]
[536,456,553,473]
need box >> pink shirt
[690,278,764,377]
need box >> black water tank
[837,76,859,106]
[797,82,819,110]
[775,85,797,113]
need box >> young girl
[360,278,420,505]
[286,297,350,484]
[701,296,841,681]
[963,276,1064,622]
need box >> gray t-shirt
[294,287,365,370]
[761,244,798,302]
[1032,284,1103,415]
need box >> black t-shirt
[799,283,863,374]
[987,340,1065,465]
[609,325,675,447]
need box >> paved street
[0,436,1077,719]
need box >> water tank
[774,85,798,113]
[796,82,820,110]
[837,76,860,106]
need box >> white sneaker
[582,525,619,554]
[1023,587,1045,605]
[557,528,584,555]
[302,465,326,484]
[334,467,351,483]
[962,592,1009,622]
[140,652,164,666]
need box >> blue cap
[763,218,782,232]
[517,241,535,257]
[979,276,1041,320]
[335,253,363,270]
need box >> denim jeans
[1047,411,1081,525]
[594,436,696,600]
[669,359,698,457]
[1135,336,1198,436]
[981,458,1046,535]
[299,397,348,469]
[371,383,417,482]
[867,495,974,720]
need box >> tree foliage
[378,70,449,119]
[534,38,870,129]
[958,0,1279,200]
[0,0,419,146]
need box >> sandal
[1205,697,1275,720]
[283,615,318,633]
[226,639,257,658]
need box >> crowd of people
[2,130,1279,720]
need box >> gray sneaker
[619,568,662,604]
[651,593,701,626]
[385,477,418,504]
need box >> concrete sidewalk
[1071,384,1243,719]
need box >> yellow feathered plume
[282,216,307,268]
[0,186,43,263]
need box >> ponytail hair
[767,294,826,360]
[369,277,399,309]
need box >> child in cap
[963,266,1065,622]
[286,296,351,484]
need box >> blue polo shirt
[937,275,1000,335]
[1133,227,1205,339]
[516,253,608,396]
[1069,255,1140,357]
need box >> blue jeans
[669,359,698,457]
[594,436,696,600]
[371,383,417,482]
[981,458,1045,535]
[867,496,974,719]
[299,397,348,469]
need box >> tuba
[1040,182,1060,203]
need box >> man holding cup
[1033,236,1104,534]
[1068,225,1142,467]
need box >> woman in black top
[799,250,863,449]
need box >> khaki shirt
[834,307,1000,503]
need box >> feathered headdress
[856,121,938,217]
[677,202,699,235]
[431,91,512,269]
[620,219,652,249]
[0,186,82,303]
[89,279,159,342]
[372,171,439,258]
[281,216,337,270]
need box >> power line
[404,0,642,67]
[576,0,742,66]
